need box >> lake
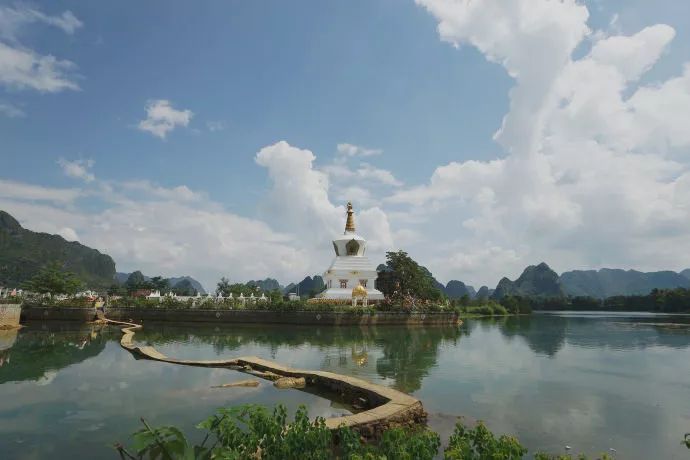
[1,312,689,459]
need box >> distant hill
[0,210,115,288]
[475,286,492,299]
[247,278,282,292]
[492,262,564,299]
[284,275,325,297]
[560,268,690,298]
[115,272,207,294]
[444,280,475,299]
[169,276,206,295]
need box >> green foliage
[377,250,445,303]
[534,454,613,460]
[444,420,527,459]
[121,405,615,460]
[684,433,690,449]
[149,276,170,293]
[121,404,442,460]
[20,261,83,295]
[125,271,149,292]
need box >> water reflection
[135,323,468,393]
[495,313,690,357]
[1,316,689,460]
[0,323,108,384]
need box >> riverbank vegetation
[515,288,690,313]
[116,404,613,460]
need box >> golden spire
[345,201,355,233]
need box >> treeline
[509,287,690,313]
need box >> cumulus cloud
[58,158,95,182]
[0,176,307,290]
[0,5,82,41]
[2,141,395,290]
[0,6,82,93]
[0,41,79,92]
[137,99,193,139]
[337,143,383,157]
[392,0,690,286]
[0,179,80,203]
[255,141,394,270]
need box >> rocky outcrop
[492,262,564,299]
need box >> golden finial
[345,201,355,233]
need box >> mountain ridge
[0,210,116,288]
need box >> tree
[107,283,127,296]
[149,276,170,293]
[21,262,83,295]
[376,250,444,302]
[125,271,149,292]
[216,277,231,296]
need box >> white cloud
[0,177,307,290]
[0,101,24,117]
[356,163,402,187]
[58,227,79,242]
[58,158,95,182]
[255,141,394,271]
[0,42,79,92]
[1,141,396,290]
[394,0,690,286]
[137,99,193,139]
[337,143,383,157]
[0,179,80,203]
[0,6,82,41]
[0,6,82,93]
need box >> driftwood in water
[212,379,260,388]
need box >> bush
[119,404,441,460]
[117,405,618,460]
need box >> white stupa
[319,202,384,301]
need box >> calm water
[1,313,689,459]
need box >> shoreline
[20,305,464,325]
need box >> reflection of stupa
[319,202,384,301]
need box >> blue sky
[2,0,690,290]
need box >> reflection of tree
[497,314,690,356]
[498,315,567,357]
[375,326,467,393]
[135,323,467,393]
[0,323,107,383]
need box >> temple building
[319,202,384,301]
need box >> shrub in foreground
[116,404,616,460]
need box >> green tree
[107,283,126,296]
[149,276,170,293]
[377,250,444,302]
[216,277,231,296]
[125,271,149,292]
[21,262,83,295]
